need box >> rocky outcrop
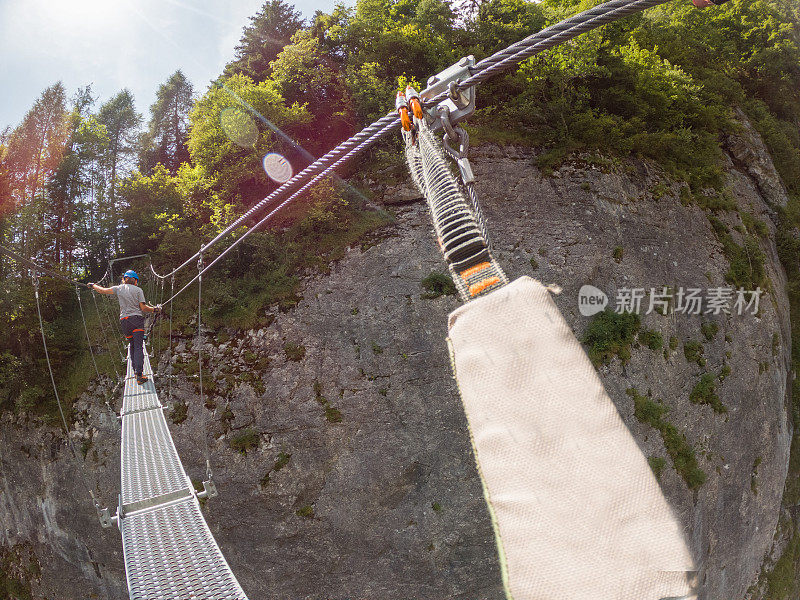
[0,125,793,599]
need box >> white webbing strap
[447,277,696,600]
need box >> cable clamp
[420,55,476,131]
[196,460,218,500]
[439,106,475,184]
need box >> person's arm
[88,283,115,295]
[139,301,161,314]
[137,288,161,314]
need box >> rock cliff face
[0,121,793,600]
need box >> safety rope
[167,275,175,406]
[196,253,213,482]
[155,277,166,364]
[160,124,392,306]
[33,274,104,514]
[76,287,101,380]
[150,113,401,284]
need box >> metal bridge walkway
[119,347,247,600]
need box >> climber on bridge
[88,270,161,385]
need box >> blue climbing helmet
[123,270,139,282]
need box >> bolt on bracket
[420,55,476,131]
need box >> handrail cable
[148,0,667,286]
[161,124,394,305]
[167,275,175,406]
[32,275,104,512]
[157,0,669,306]
[196,253,212,481]
[76,287,101,380]
[0,244,89,288]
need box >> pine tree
[139,71,194,174]
[224,0,305,81]
[96,90,141,253]
[0,83,69,256]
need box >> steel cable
[33,276,103,509]
[76,287,101,380]
[160,123,396,305]
[149,0,668,291]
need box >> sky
[0,0,347,131]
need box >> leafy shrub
[230,428,260,454]
[325,406,343,423]
[274,452,291,471]
[701,321,719,341]
[683,341,705,366]
[421,272,456,299]
[627,388,706,490]
[689,374,726,414]
[284,342,306,362]
[582,310,640,366]
[709,217,767,290]
[648,456,666,478]
[638,329,663,351]
[170,401,188,424]
[296,505,314,518]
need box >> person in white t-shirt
[88,270,160,384]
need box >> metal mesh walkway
[119,347,248,600]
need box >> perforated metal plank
[121,407,190,504]
[119,345,248,600]
[121,497,247,600]
[121,349,160,414]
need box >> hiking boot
[136,374,149,385]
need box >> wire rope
[76,287,101,380]
[161,123,395,306]
[33,275,103,511]
[91,291,123,374]
[147,0,669,297]
[0,244,89,288]
[196,255,212,481]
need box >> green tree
[96,89,142,253]
[139,71,194,174]
[187,73,310,208]
[270,30,355,152]
[224,0,305,81]
[0,83,69,257]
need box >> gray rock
[0,134,792,600]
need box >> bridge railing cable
[149,0,669,294]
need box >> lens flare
[262,153,293,183]
[220,107,258,148]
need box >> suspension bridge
[0,0,728,597]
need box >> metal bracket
[196,479,218,501]
[420,56,476,131]
[97,505,113,529]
